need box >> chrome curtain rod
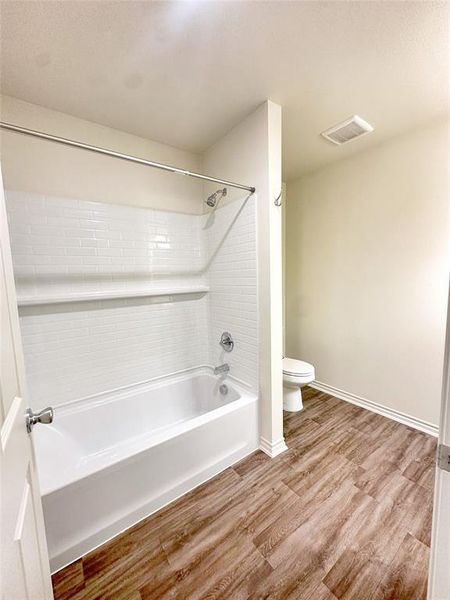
[0,121,256,194]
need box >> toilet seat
[283,357,314,377]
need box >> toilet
[282,357,315,412]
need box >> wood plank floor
[52,387,436,600]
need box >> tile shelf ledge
[17,286,209,306]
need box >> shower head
[205,187,227,208]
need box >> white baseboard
[260,436,288,458]
[310,380,439,437]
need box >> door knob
[25,407,54,433]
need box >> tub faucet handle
[220,332,234,352]
[25,406,54,433]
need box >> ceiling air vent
[321,115,374,145]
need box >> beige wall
[0,95,203,213]
[285,119,450,426]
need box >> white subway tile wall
[6,191,257,407]
[6,191,206,299]
[205,196,258,390]
[19,296,209,406]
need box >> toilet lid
[283,357,314,376]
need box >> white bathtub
[32,369,258,572]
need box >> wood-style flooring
[52,387,436,600]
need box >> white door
[0,168,53,600]
[428,279,450,600]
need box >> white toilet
[282,357,315,412]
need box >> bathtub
[32,369,258,572]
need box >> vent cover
[321,115,374,145]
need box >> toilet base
[283,384,304,412]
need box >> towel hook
[274,190,283,206]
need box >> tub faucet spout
[214,363,230,376]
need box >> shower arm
[0,121,256,195]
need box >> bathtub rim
[47,364,253,413]
[34,368,257,497]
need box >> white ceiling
[1,1,449,180]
